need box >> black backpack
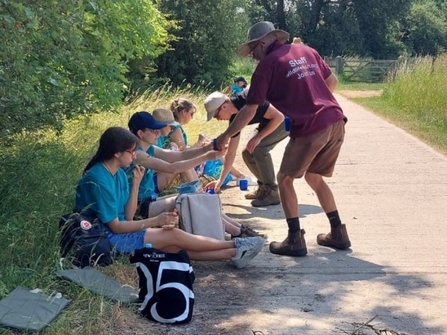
[59,212,113,268]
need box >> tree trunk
[276,0,286,30]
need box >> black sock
[327,210,341,229]
[287,217,300,233]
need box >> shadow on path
[222,202,323,221]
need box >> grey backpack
[175,193,225,240]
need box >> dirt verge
[337,90,383,98]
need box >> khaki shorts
[280,119,345,178]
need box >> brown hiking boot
[251,188,280,207]
[317,224,351,250]
[244,185,264,200]
[269,229,307,257]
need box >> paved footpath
[168,94,447,335]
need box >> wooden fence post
[335,56,343,75]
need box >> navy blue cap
[234,76,247,83]
[128,111,169,133]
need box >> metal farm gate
[325,56,399,82]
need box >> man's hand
[246,135,261,154]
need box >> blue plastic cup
[284,117,291,131]
[239,179,248,191]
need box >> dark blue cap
[234,76,247,83]
[128,111,169,133]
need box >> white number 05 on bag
[129,247,195,323]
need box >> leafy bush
[0,0,171,137]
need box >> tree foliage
[0,0,170,136]
[1,0,447,137]
[400,0,447,55]
[152,0,248,89]
[240,0,447,58]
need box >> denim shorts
[107,230,145,254]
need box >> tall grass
[0,85,228,334]
[345,53,447,154]
[384,55,446,118]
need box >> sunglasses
[249,41,264,57]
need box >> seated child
[75,126,265,268]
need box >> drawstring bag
[129,246,195,324]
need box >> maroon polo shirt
[246,41,346,138]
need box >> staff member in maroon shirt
[215,21,351,257]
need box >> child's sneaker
[231,236,265,269]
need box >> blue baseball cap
[128,111,169,133]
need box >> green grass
[0,85,229,335]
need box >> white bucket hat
[204,92,227,121]
[238,21,289,57]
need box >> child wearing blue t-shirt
[226,76,248,97]
[75,125,264,268]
